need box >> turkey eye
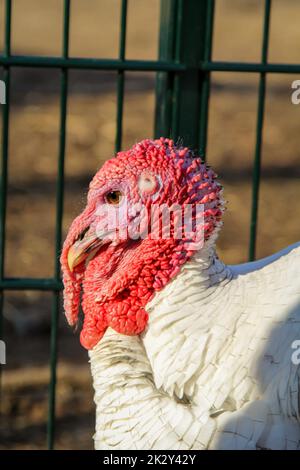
[105,190,122,205]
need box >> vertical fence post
[154,0,178,139]
[198,0,215,159]
[0,0,12,404]
[47,0,70,450]
[115,0,128,153]
[249,0,272,261]
[155,0,212,151]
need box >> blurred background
[0,0,300,449]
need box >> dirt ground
[1,0,300,450]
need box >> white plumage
[89,241,300,450]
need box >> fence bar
[0,0,11,284]
[198,0,215,158]
[156,0,211,149]
[175,0,212,148]
[115,0,128,153]
[0,55,186,72]
[170,0,183,139]
[0,0,12,399]
[201,61,300,74]
[0,278,62,290]
[155,0,178,139]
[47,0,70,450]
[1,55,300,75]
[249,0,272,261]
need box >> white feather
[89,241,300,449]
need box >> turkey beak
[67,227,110,272]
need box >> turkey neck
[141,244,233,399]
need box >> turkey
[60,138,300,450]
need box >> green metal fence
[0,0,299,449]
